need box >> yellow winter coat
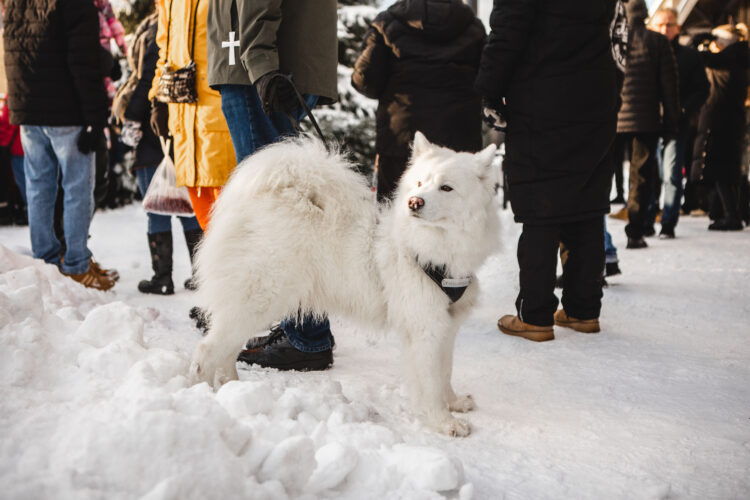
[150,0,236,187]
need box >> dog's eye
[417,181,422,187]
[440,185,453,192]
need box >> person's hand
[254,71,298,115]
[482,97,507,132]
[77,124,104,155]
[150,100,169,138]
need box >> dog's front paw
[437,417,472,437]
[448,394,475,413]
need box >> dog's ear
[411,131,432,158]
[474,144,497,180]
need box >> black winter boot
[138,231,174,295]
[183,228,203,290]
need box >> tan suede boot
[497,315,554,342]
[553,309,600,333]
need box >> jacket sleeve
[63,0,108,126]
[351,26,390,99]
[125,35,159,123]
[682,50,709,121]
[149,0,168,102]
[474,0,538,103]
[237,0,282,83]
[658,36,680,135]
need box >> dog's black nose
[408,196,425,211]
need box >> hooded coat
[691,41,749,184]
[351,0,486,160]
[616,0,679,134]
[475,0,619,224]
[149,0,236,188]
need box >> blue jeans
[659,135,684,228]
[21,125,94,274]
[218,84,330,352]
[603,216,618,264]
[11,155,27,204]
[135,165,201,234]
[647,135,685,229]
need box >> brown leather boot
[553,309,600,333]
[497,315,554,342]
[64,264,115,291]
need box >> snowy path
[1,203,749,499]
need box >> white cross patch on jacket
[222,32,240,66]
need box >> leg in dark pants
[612,134,629,203]
[625,134,659,240]
[376,154,409,202]
[560,217,605,320]
[515,223,561,327]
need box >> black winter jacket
[691,41,749,184]
[3,0,107,127]
[673,40,709,129]
[475,0,619,224]
[616,0,679,134]
[351,0,485,159]
[124,15,163,170]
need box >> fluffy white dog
[190,132,499,436]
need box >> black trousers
[623,133,659,239]
[516,216,604,326]
[613,134,631,200]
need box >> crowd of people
[1,0,748,363]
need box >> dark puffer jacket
[673,40,709,129]
[475,0,619,224]
[3,0,107,127]
[616,0,679,134]
[123,14,163,170]
[691,41,749,184]
[351,0,485,160]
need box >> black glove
[254,70,298,115]
[150,100,169,138]
[77,124,104,155]
[482,97,508,132]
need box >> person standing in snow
[645,7,709,239]
[2,0,116,290]
[113,11,203,296]
[476,0,620,341]
[149,0,236,231]
[614,0,679,248]
[690,24,749,232]
[205,0,338,370]
[351,0,486,201]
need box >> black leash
[270,73,328,148]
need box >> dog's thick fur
[190,132,498,436]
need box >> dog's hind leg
[403,329,471,437]
[190,305,279,389]
[190,314,244,388]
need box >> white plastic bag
[142,139,195,217]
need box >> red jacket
[0,99,23,156]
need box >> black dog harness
[421,263,472,303]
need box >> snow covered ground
[1,203,749,499]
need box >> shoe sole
[237,359,333,371]
[554,320,600,334]
[497,323,554,342]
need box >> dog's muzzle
[408,196,425,212]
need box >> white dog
[190,132,499,436]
